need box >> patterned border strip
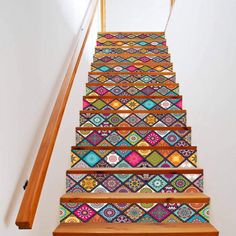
[59,202,209,224]
[80,111,187,128]
[86,83,179,96]
[88,74,176,83]
[66,172,203,193]
[97,32,165,40]
[93,54,171,63]
[95,47,168,54]
[91,62,173,73]
[71,147,197,169]
[76,128,191,147]
[83,97,182,111]
[96,40,166,47]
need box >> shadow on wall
[1,0,91,231]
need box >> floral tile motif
[96,39,166,47]
[70,148,197,169]
[86,83,178,96]
[93,54,171,64]
[95,47,168,55]
[91,62,172,73]
[83,97,182,111]
[60,202,210,223]
[97,32,165,41]
[80,111,186,128]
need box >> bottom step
[53,223,218,236]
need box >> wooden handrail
[100,0,106,31]
[15,0,99,229]
[165,0,176,32]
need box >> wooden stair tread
[89,71,175,75]
[67,167,203,174]
[53,223,219,236]
[60,192,209,203]
[94,53,170,57]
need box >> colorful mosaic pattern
[97,39,166,47]
[76,128,191,147]
[66,172,203,193]
[97,32,165,40]
[91,62,173,73]
[80,111,187,128]
[88,74,176,83]
[86,83,178,96]
[95,47,168,54]
[71,148,197,168]
[93,54,171,64]
[60,202,209,223]
[83,97,182,111]
[58,31,213,225]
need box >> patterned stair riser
[95,47,168,55]
[76,129,191,147]
[98,33,165,40]
[86,84,179,96]
[88,74,176,83]
[60,202,209,224]
[66,172,203,193]
[93,54,171,63]
[91,63,173,73]
[80,112,187,128]
[96,40,166,47]
[83,97,182,111]
[71,148,197,169]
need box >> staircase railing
[15,0,99,229]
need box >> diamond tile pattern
[58,32,212,225]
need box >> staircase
[53,32,218,235]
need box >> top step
[98,32,165,41]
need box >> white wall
[0,0,99,235]
[166,1,236,235]
[106,0,170,32]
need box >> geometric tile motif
[96,40,166,47]
[71,148,197,169]
[76,129,191,147]
[80,112,186,128]
[95,47,168,55]
[94,55,171,64]
[88,74,176,84]
[83,97,182,111]
[91,62,173,73]
[86,84,179,96]
[60,202,209,223]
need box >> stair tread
[84,95,181,98]
[60,192,209,203]
[53,223,218,236]
[72,146,196,150]
[86,82,177,86]
[67,167,203,174]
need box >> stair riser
[98,33,165,40]
[91,63,173,73]
[80,112,187,128]
[97,40,166,47]
[93,55,171,63]
[59,202,209,223]
[66,172,203,193]
[86,84,179,96]
[76,129,191,147]
[71,148,197,169]
[88,74,176,83]
[83,98,182,111]
[95,47,168,54]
